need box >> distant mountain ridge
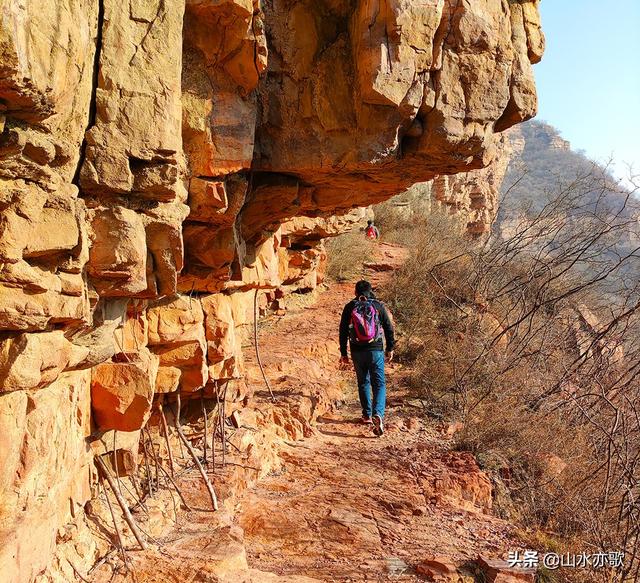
[498,119,638,224]
[497,119,640,291]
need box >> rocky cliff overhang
[0,1,544,581]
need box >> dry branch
[254,288,276,401]
[96,456,148,550]
[173,404,219,511]
[158,395,175,477]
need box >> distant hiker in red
[365,219,380,240]
[339,280,395,436]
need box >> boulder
[147,295,209,392]
[91,350,159,432]
[202,293,245,381]
[0,264,89,331]
[147,295,205,346]
[416,556,475,582]
[476,555,536,583]
[155,366,182,394]
[88,207,148,297]
[424,452,494,513]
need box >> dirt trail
[235,243,523,582]
[93,243,525,583]
[236,410,518,582]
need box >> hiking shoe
[372,414,384,436]
[361,416,373,424]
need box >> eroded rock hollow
[0,0,543,580]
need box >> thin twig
[113,430,122,496]
[129,474,148,513]
[140,429,154,496]
[88,549,116,575]
[68,560,91,583]
[113,471,148,517]
[96,456,148,550]
[99,478,129,566]
[173,404,219,511]
[157,463,193,511]
[176,393,185,459]
[158,395,175,477]
[221,381,229,468]
[213,382,221,472]
[254,288,276,401]
[201,390,208,467]
[144,426,160,493]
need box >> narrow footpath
[235,243,525,582]
[93,243,528,583]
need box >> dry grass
[378,191,640,582]
[372,183,433,246]
[325,231,375,282]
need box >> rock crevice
[0,1,543,580]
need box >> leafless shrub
[382,166,640,582]
[325,231,375,282]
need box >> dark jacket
[339,297,395,357]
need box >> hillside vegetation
[369,124,640,583]
[499,120,638,219]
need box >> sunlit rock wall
[0,0,543,579]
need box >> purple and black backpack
[350,296,383,344]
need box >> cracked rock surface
[1,1,543,580]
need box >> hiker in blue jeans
[339,280,395,436]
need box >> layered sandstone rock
[431,132,520,236]
[91,350,159,432]
[0,371,93,583]
[0,0,543,580]
[374,132,518,238]
[245,0,544,238]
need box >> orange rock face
[91,351,159,432]
[431,133,518,236]
[0,0,543,579]
[0,371,93,583]
[245,0,543,234]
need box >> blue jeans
[351,350,386,419]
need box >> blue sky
[534,0,640,184]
